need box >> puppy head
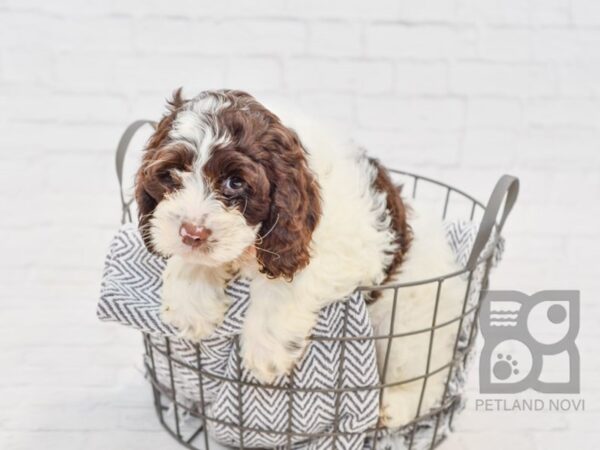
[135,89,321,279]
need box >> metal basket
[115,121,519,450]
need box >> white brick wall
[1,1,599,449]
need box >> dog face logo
[479,290,580,394]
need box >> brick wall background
[1,1,598,449]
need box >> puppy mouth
[180,240,216,257]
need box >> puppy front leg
[240,278,318,383]
[160,256,231,341]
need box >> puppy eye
[222,176,246,195]
[156,170,182,191]
[158,171,172,183]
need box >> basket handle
[465,174,519,270]
[115,120,156,223]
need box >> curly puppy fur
[135,89,465,428]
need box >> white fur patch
[169,98,233,169]
[161,255,232,341]
[169,110,205,148]
[368,205,467,428]
[150,171,257,267]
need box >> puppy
[135,89,465,427]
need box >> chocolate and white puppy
[135,89,465,427]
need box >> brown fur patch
[367,157,412,303]
[209,91,322,280]
[135,88,190,251]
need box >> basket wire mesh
[115,121,518,450]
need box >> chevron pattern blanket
[98,221,501,450]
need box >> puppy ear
[134,176,158,252]
[134,88,185,253]
[257,127,321,280]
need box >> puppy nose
[179,222,212,247]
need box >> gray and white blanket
[98,221,501,450]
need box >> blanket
[98,221,501,449]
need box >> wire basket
[114,121,519,450]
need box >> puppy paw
[380,381,447,429]
[160,303,224,341]
[160,258,230,342]
[379,387,420,429]
[240,331,306,383]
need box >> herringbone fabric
[98,221,502,450]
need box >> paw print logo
[484,339,531,387]
[494,354,519,380]
[479,291,580,394]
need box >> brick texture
[1,1,598,449]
